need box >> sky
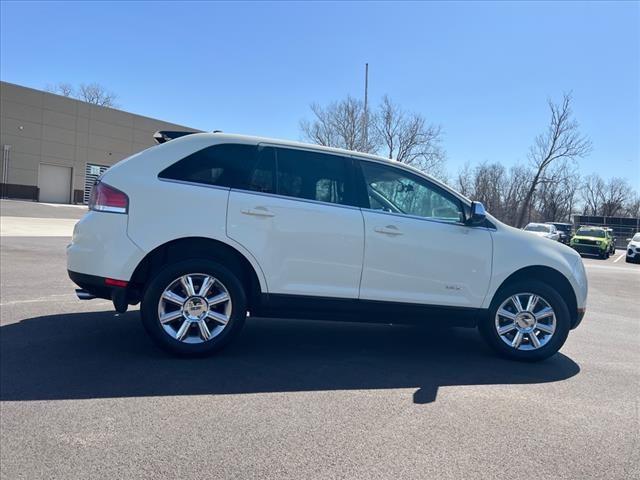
[1,1,639,188]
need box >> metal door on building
[84,163,109,204]
[38,163,72,203]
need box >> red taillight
[89,182,128,214]
[105,278,128,288]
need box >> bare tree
[515,93,591,227]
[536,162,580,222]
[581,174,604,215]
[624,194,640,218]
[581,175,635,217]
[301,95,446,178]
[471,162,507,216]
[373,95,445,177]
[454,162,533,225]
[455,162,474,198]
[46,82,74,97]
[300,96,376,153]
[599,177,635,217]
[45,82,119,107]
[77,83,118,107]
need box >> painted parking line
[0,294,111,307]
[613,253,625,263]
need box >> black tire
[141,259,247,357]
[479,280,571,362]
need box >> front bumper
[626,248,640,262]
[572,244,605,256]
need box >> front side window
[360,161,464,223]
[275,148,352,206]
[158,143,258,188]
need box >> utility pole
[363,63,369,150]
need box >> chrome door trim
[360,206,496,230]
[230,188,362,212]
[158,177,231,193]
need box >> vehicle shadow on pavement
[0,311,580,404]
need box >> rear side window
[159,144,257,188]
[274,148,353,206]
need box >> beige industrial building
[0,81,196,204]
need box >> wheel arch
[489,265,579,328]
[129,237,266,308]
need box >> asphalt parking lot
[1,200,638,480]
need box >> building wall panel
[1,81,196,203]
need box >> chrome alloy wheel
[157,273,232,344]
[494,293,556,351]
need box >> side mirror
[627,238,632,242]
[466,201,487,226]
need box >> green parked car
[570,226,613,259]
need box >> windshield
[577,227,605,238]
[633,233,640,242]
[524,224,550,233]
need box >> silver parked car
[523,223,560,241]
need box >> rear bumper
[66,211,145,281]
[68,270,134,312]
[68,270,118,301]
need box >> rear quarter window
[158,144,258,188]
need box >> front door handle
[374,225,403,236]
[241,206,275,217]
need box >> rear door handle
[374,225,403,236]
[241,206,275,217]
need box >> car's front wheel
[479,281,570,362]
[140,259,247,356]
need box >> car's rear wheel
[141,259,247,356]
[479,281,570,362]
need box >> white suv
[68,133,588,361]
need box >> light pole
[363,63,369,150]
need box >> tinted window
[243,146,275,193]
[360,161,463,223]
[275,148,352,206]
[576,227,605,238]
[159,144,258,188]
[525,224,551,232]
